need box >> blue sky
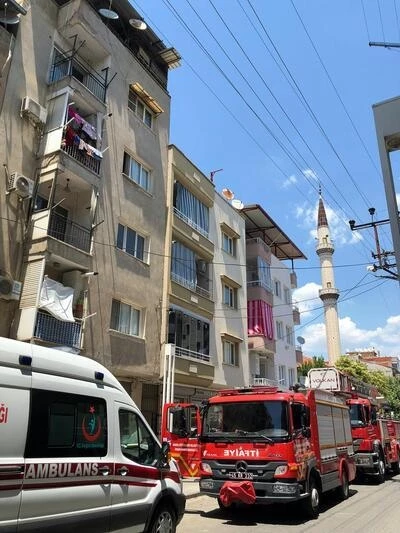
[133,0,400,359]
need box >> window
[173,182,209,237]
[278,365,287,386]
[274,280,281,298]
[119,409,159,466]
[168,308,210,360]
[110,299,141,337]
[257,256,272,291]
[284,287,291,305]
[222,232,235,255]
[171,241,196,290]
[288,368,296,387]
[128,87,153,128]
[26,390,107,458]
[123,152,150,192]
[276,320,284,340]
[223,340,239,366]
[286,325,294,345]
[117,223,147,262]
[223,283,237,308]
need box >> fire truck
[162,385,356,518]
[308,367,400,483]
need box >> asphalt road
[178,474,400,533]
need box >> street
[178,474,400,532]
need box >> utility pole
[349,208,398,280]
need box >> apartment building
[0,0,180,430]
[242,205,306,388]
[161,146,249,403]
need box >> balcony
[246,238,271,260]
[248,336,276,356]
[175,346,211,363]
[49,55,107,103]
[171,272,212,300]
[49,212,91,253]
[34,311,82,349]
[61,134,101,176]
[253,377,280,387]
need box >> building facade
[0,0,180,430]
[242,205,306,388]
[161,146,249,404]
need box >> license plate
[228,472,253,480]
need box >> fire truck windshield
[202,400,289,440]
[349,404,366,427]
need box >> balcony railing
[34,311,82,349]
[173,207,209,239]
[49,55,107,102]
[247,278,272,292]
[61,142,101,175]
[171,272,212,299]
[175,345,211,363]
[49,212,91,253]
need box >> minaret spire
[316,191,342,365]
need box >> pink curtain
[248,300,274,339]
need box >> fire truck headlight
[274,465,288,476]
[201,462,213,474]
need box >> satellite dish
[129,18,147,30]
[297,336,305,345]
[231,199,244,210]
[222,188,234,200]
[99,8,119,19]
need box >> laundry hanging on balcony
[247,300,274,339]
[63,126,103,160]
[39,276,75,322]
[68,107,97,140]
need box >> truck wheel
[302,476,320,519]
[391,459,400,475]
[147,503,176,533]
[336,470,349,501]
[375,458,386,484]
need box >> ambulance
[0,337,185,532]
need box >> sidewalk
[182,478,201,499]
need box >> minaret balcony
[319,287,339,300]
[316,243,334,255]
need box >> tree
[297,356,326,377]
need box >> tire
[302,476,320,519]
[391,458,400,475]
[147,503,176,533]
[375,457,386,484]
[336,470,349,501]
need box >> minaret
[316,190,342,365]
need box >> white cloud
[294,200,363,247]
[298,314,400,358]
[282,174,297,188]
[292,282,321,318]
[302,168,318,181]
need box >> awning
[248,300,274,339]
[130,82,164,115]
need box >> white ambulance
[0,337,185,532]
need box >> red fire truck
[308,367,400,483]
[162,385,356,518]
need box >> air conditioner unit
[0,276,22,301]
[21,96,47,125]
[8,172,34,198]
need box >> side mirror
[157,441,171,470]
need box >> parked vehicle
[308,367,400,482]
[0,337,185,533]
[162,385,356,518]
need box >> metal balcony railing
[34,311,82,349]
[171,271,212,299]
[49,212,91,253]
[175,345,211,363]
[49,55,107,102]
[173,207,209,239]
[61,142,101,175]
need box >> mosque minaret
[316,190,342,365]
